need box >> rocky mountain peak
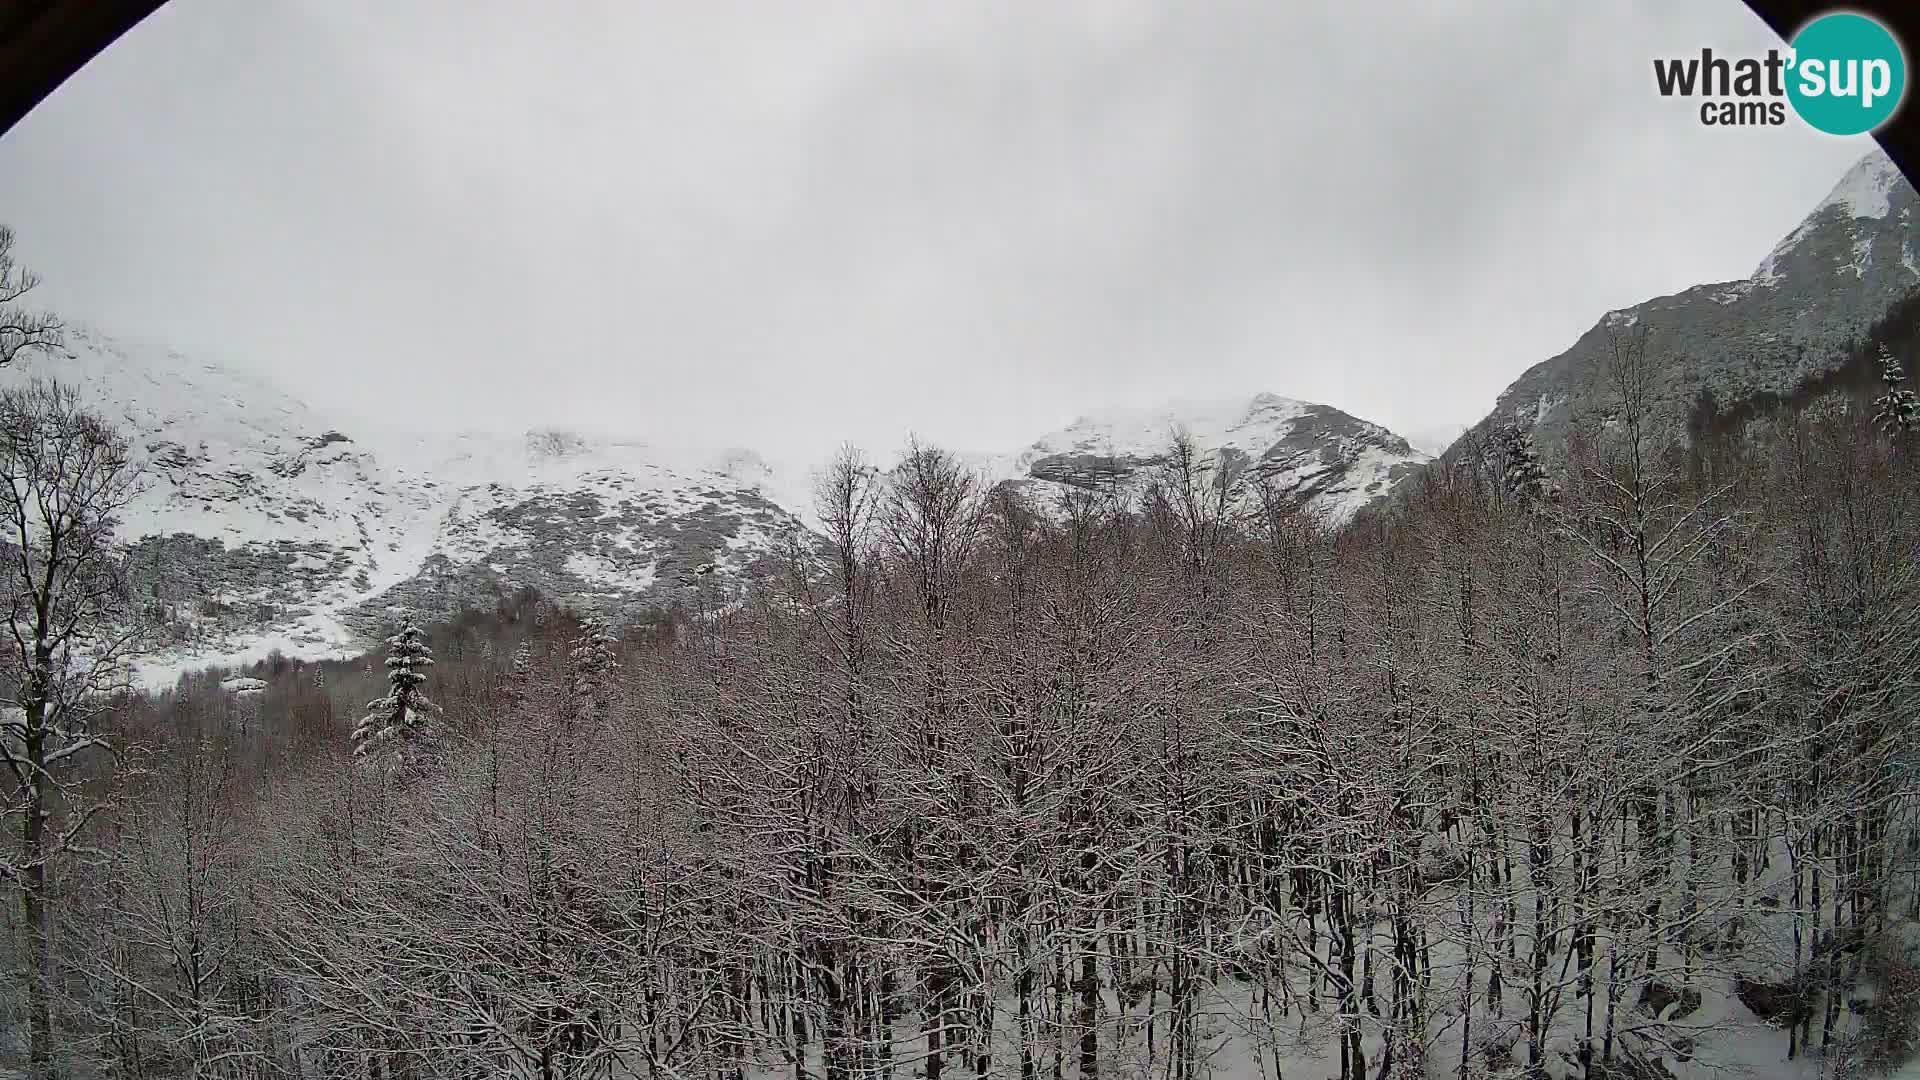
[1466,148,1917,465]
[1001,392,1428,523]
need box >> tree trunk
[22,698,53,1080]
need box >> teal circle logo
[1787,13,1907,135]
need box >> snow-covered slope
[0,331,808,686]
[1458,147,1920,463]
[993,392,1430,524]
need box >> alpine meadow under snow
[1,95,1920,1080]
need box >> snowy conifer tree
[1487,423,1552,504]
[494,639,533,720]
[1871,346,1918,438]
[567,614,619,725]
[350,624,444,773]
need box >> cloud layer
[0,0,1873,465]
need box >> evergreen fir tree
[351,624,444,773]
[1487,424,1552,505]
[567,614,619,725]
[1871,346,1919,438]
[499,640,533,713]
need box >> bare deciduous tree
[0,228,62,369]
[0,380,141,1079]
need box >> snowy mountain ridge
[990,392,1429,522]
[1,331,1423,687]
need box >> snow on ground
[1850,234,1876,278]
[563,550,658,592]
[133,627,366,693]
[1315,442,1413,523]
[724,840,1906,1080]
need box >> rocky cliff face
[1465,149,1918,460]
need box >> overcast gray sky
[0,0,1876,464]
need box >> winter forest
[6,265,1920,1079]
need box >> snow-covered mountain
[1,331,1425,685]
[987,393,1429,522]
[0,330,808,685]
[1459,147,1919,461]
